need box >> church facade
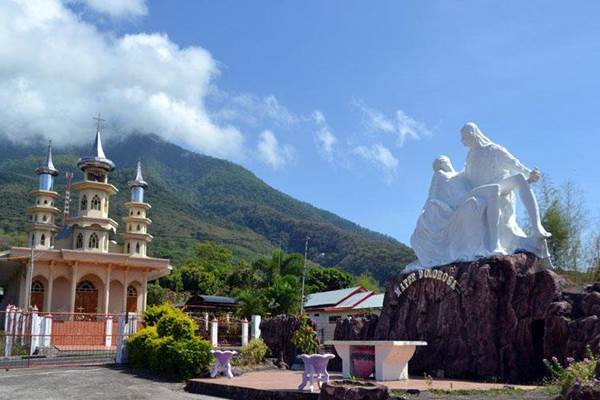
[0,126,171,315]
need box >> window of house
[328,316,341,324]
[89,233,99,249]
[127,286,137,297]
[80,195,87,211]
[31,280,44,293]
[76,280,96,292]
[76,233,84,249]
[91,195,101,211]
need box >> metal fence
[0,306,139,369]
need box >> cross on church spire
[93,113,105,133]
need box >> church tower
[122,161,152,256]
[28,142,60,249]
[69,122,118,252]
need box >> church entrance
[75,280,98,314]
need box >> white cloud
[353,144,399,183]
[78,0,147,18]
[257,130,294,169]
[210,92,300,128]
[312,110,337,161]
[353,99,432,146]
[0,0,244,160]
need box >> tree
[305,267,354,294]
[264,275,301,315]
[353,272,380,292]
[538,178,589,271]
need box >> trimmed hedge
[127,304,212,380]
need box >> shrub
[544,349,599,394]
[127,305,212,380]
[291,314,319,355]
[127,326,158,369]
[156,312,197,340]
[143,304,180,327]
[234,338,269,366]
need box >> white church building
[0,126,171,315]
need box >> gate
[0,305,139,369]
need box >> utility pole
[300,236,310,314]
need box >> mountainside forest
[0,133,415,283]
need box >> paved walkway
[0,366,225,400]
[190,370,540,393]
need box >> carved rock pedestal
[319,380,389,400]
[337,253,600,383]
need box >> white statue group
[410,122,551,269]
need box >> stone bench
[326,340,427,381]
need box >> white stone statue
[409,122,551,269]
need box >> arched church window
[91,195,101,211]
[135,243,140,254]
[43,199,48,205]
[127,286,137,297]
[76,233,83,249]
[31,234,35,246]
[40,234,46,246]
[89,233,99,249]
[76,280,96,292]
[42,214,47,222]
[126,243,130,253]
[137,211,141,215]
[31,280,44,293]
[136,224,140,231]
[80,195,87,211]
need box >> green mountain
[0,133,415,283]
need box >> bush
[127,305,212,380]
[234,338,269,367]
[156,312,197,340]
[143,304,182,327]
[291,314,319,355]
[544,349,599,394]
[127,326,158,369]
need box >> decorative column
[241,318,249,346]
[210,317,218,348]
[104,265,111,315]
[251,315,261,339]
[46,263,54,312]
[122,268,129,313]
[141,270,148,313]
[69,263,79,315]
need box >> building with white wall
[0,124,171,315]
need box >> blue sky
[2,1,599,244]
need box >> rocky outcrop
[260,315,301,367]
[334,315,379,341]
[337,253,600,383]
